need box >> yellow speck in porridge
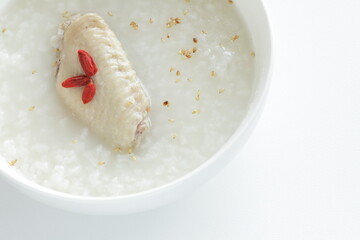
[128,148,133,154]
[183,10,188,16]
[219,88,225,94]
[113,147,122,152]
[251,51,256,57]
[178,48,195,59]
[107,11,113,16]
[98,161,105,166]
[9,160,17,166]
[28,106,36,111]
[149,18,154,24]
[187,78,193,82]
[176,70,181,76]
[130,21,139,30]
[130,156,137,161]
[168,119,176,123]
[2,28,7,33]
[192,109,200,114]
[72,140,77,144]
[231,35,240,41]
[170,67,175,72]
[228,0,234,4]
[196,89,201,101]
[166,33,171,39]
[32,70,37,74]
[166,17,181,28]
[202,30,208,35]
[172,134,177,140]
[211,71,217,77]
[175,79,181,83]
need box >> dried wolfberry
[82,81,96,104]
[78,49,98,77]
[62,75,91,88]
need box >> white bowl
[0,0,272,215]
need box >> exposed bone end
[133,117,151,147]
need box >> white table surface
[2,0,360,239]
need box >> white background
[1,0,360,239]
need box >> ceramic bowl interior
[0,0,272,215]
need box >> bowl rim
[0,0,274,203]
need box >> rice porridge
[0,0,254,196]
